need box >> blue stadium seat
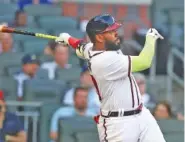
[0,52,24,76]
[24,79,67,103]
[55,67,81,83]
[24,4,62,16]
[13,41,23,52]
[5,65,21,77]
[157,119,184,142]
[27,16,39,28]
[38,16,78,31]
[0,52,24,66]
[22,40,48,55]
[39,103,61,142]
[0,15,38,28]
[0,4,18,15]
[68,54,80,66]
[39,54,54,64]
[58,116,98,142]
[54,29,85,39]
[0,15,14,23]
[76,132,99,142]
[164,133,184,142]
[35,68,49,79]
[157,119,184,133]
[0,76,17,101]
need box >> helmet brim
[101,22,122,33]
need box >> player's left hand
[55,33,71,46]
[146,28,164,40]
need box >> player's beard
[105,39,121,51]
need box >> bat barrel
[35,33,57,40]
[0,26,57,40]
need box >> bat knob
[0,25,5,32]
[0,23,8,32]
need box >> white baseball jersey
[82,44,165,142]
[85,49,142,112]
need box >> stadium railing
[167,47,184,102]
[6,101,42,142]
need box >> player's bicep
[101,53,130,80]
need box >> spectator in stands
[14,54,40,100]
[153,101,184,121]
[134,73,155,108]
[50,87,97,141]
[44,40,57,56]
[63,65,100,109]
[0,90,27,142]
[18,0,59,10]
[41,43,71,80]
[11,10,28,27]
[0,33,14,54]
[153,101,173,120]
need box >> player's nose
[114,30,118,37]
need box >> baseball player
[56,14,166,142]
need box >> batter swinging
[56,14,166,142]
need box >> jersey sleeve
[130,36,156,72]
[93,51,131,81]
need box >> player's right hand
[76,42,93,59]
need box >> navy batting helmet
[86,14,122,39]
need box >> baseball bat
[0,26,58,40]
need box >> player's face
[74,90,88,110]
[103,30,121,50]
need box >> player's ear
[95,34,104,43]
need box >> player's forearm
[55,33,91,59]
[69,37,93,60]
[131,36,156,72]
[68,37,83,49]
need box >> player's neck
[93,42,105,51]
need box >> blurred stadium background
[0,0,184,142]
